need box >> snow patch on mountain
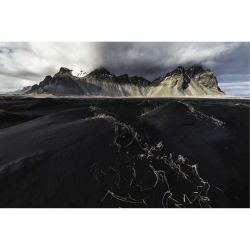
[72,70,89,78]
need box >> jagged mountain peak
[43,75,53,82]
[165,65,206,78]
[130,76,151,85]
[39,75,53,88]
[187,65,207,77]
[54,67,73,77]
[153,65,209,82]
[116,74,130,83]
[87,67,112,77]
[171,66,185,74]
[84,67,150,86]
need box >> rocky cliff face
[26,65,224,97]
[148,65,223,97]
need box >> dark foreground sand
[0,96,249,208]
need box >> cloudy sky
[0,42,249,95]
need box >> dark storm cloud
[210,42,249,82]
[95,42,249,81]
[0,42,249,92]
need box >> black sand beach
[0,96,249,208]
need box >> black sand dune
[0,96,249,208]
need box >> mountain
[25,65,224,97]
[2,85,32,95]
[149,65,224,96]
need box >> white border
[0,0,249,249]
[0,0,250,41]
[0,209,249,250]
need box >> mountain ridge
[24,65,225,97]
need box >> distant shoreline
[0,94,249,101]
